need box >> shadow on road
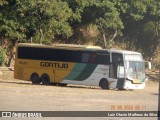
[0,80,32,85]
[0,79,143,92]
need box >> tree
[21,0,73,44]
[77,0,123,48]
[121,0,160,59]
[142,0,160,64]
[95,0,124,48]
[0,0,74,66]
[0,0,7,6]
[0,0,27,66]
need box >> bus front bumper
[123,79,146,89]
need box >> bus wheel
[41,74,50,85]
[31,73,41,84]
[99,79,109,90]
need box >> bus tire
[99,79,109,90]
[41,73,50,85]
[30,73,41,84]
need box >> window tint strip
[18,46,110,65]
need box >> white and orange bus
[14,43,147,90]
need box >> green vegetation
[0,0,160,67]
[0,48,5,66]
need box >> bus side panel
[84,65,117,87]
[14,59,25,80]
[61,64,112,86]
[61,63,97,84]
[14,66,54,82]
[14,59,75,82]
[14,67,24,80]
[54,63,86,83]
[14,59,54,81]
[24,68,54,82]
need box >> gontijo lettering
[40,62,68,68]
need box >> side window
[95,52,110,64]
[81,53,96,63]
[81,53,90,63]
[57,50,82,62]
[89,53,96,63]
[81,52,110,64]
[112,53,123,65]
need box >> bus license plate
[133,79,141,84]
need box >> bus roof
[17,43,102,50]
[108,49,141,55]
[17,43,141,54]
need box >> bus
[14,43,147,90]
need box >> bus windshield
[124,54,145,80]
[128,61,145,79]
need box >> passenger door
[109,53,123,79]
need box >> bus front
[123,53,147,89]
